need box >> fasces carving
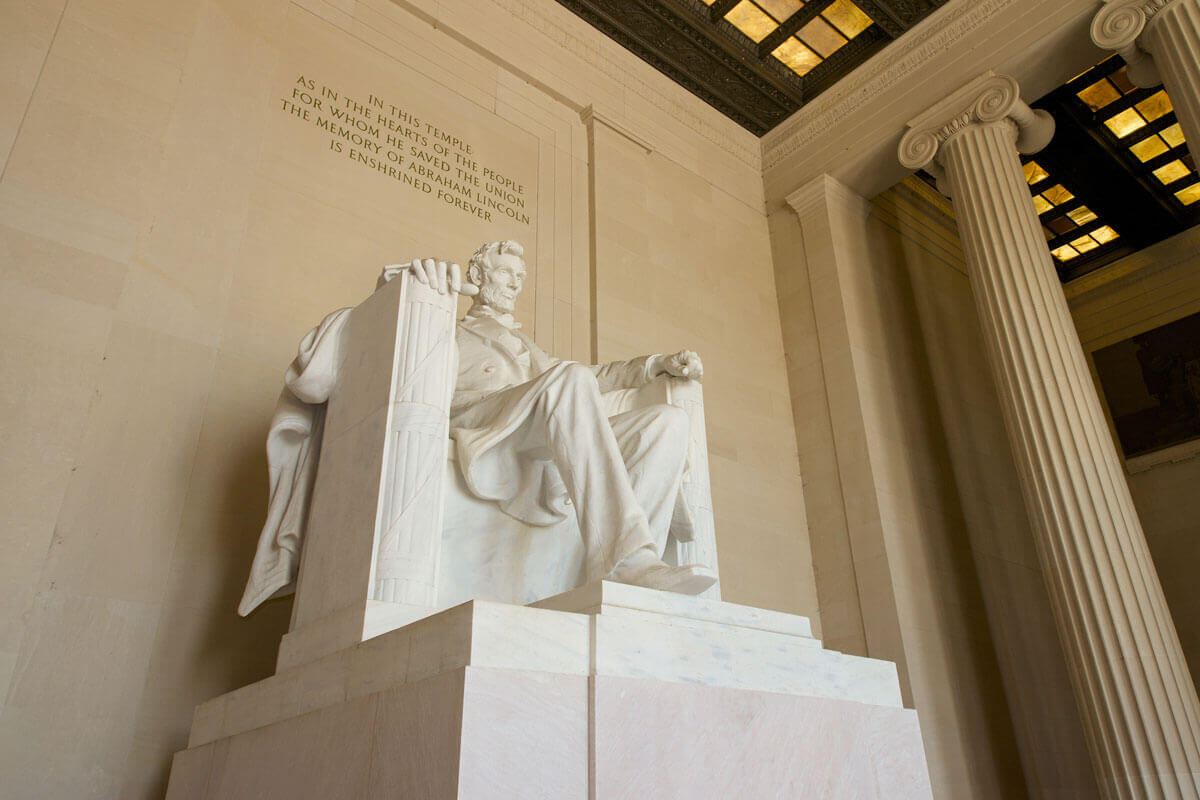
[372,277,459,605]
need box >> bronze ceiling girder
[555,0,948,135]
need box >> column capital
[1090,0,1174,86]
[897,72,1055,177]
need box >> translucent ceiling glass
[1153,159,1190,184]
[799,16,846,57]
[1023,161,1049,184]
[745,0,874,78]
[726,1,776,42]
[823,0,872,37]
[1176,182,1200,205]
[1130,135,1169,162]
[772,37,821,75]
[1105,108,1148,138]
[756,0,803,21]
[1020,161,1121,266]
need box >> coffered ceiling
[553,0,949,135]
[1019,55,1199,282]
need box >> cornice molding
[785,173,870,220]
[580,105,655,153]
[761,0,1015,171]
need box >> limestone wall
[0,0,814,796]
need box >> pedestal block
[166,583,931,799]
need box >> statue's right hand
[383,259,479,296]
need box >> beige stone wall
[1067,225,1200,687]
[590,125,814,614]
[872,179,1097,799]
[773,175,1097,799]
[0,0,814,796]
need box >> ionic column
[899,72,1200,800]
[1094,0,1200,150]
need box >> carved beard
[479,279,517,313]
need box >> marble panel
[534,579,813,638]
[457,667,588,800]
[590,606,900,706]
[366,670,465,800]
[591,675,930,800]
[190,600,590,746]
[207,694,378,800]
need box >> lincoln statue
[413,240,715,595]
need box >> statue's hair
[467,240,524,284]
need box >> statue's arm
[591,355,655,392]
[592,349,703,391]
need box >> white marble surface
[245,241,726,675]
[593,675,930,799]
[534,578,813,637]
[168,664,927,800]
[591,606,899,706]
[189,583,900,749]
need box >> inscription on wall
[280,75,531,226]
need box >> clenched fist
[650,349,703,382]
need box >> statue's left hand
[653,349,703,381]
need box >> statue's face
[478,252,526,314]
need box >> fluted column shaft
[1094,0,1200,151]
[900,73,1200,800]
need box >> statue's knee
[559,362,599,390]
[654,404,691,438]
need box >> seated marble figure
[238,240,716,619]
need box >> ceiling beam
[709,0,740,22]
[849,0,907,38]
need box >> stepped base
[166,582,932,799]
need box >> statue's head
[467,240,526,314]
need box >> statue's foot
[609,548,717,595]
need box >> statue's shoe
[609,549,717,595]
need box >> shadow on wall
[145,416,293,799]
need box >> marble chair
[258,270,719,670]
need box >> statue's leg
[531,363,658,580]
[607,404,690,557]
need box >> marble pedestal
[166,583,932,799]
